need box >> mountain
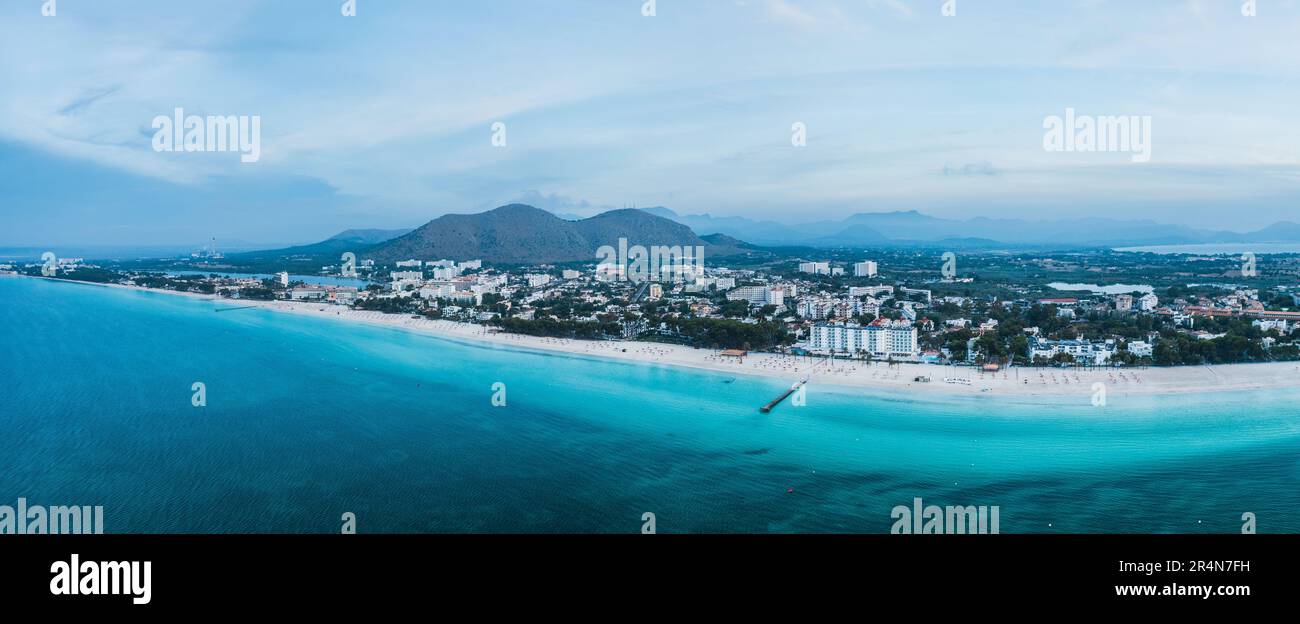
[638,206,680,220]
[229,227,412,263]
[646,209,1300,248]
[366,204,747,264]
[806,224,890,247]
[698,233,755,249]
[671,212,801,244]
[1248,221,1300,241]
[328,228,414,245]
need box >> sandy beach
[22,275,1300,400]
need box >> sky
[2,0,1299,246]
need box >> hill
[367,204,745,264]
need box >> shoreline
[16,274,1300,399]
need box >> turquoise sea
[2,276,1299,533]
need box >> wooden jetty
[760,378,808,413]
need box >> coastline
[16,273,1300,399]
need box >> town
[12,246,1300,369]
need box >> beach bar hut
[720,348,748,363]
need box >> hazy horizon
[3,0,1299,246]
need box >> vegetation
[662,317,792,351]
[494,317,621,339]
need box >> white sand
[24,275,1300,400]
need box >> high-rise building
[807,320,918,358]
[853,261,878,277]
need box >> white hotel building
[727,286,784,307]
[1029,337,1116,365]
[798,261,831,275]
[797,297,880,320]
[807,321,919,358]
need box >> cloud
[57,86,122,116]
[502,191,612,218]
[942,162,1000,177]
[3,0,1300,239]
[765,0,819,27]
[867,0,914,18]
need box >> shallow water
[3,277,1298,533]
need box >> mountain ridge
[365,204,749,264]
[645,208,1300,247]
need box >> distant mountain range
[234,203,1300,268]
[230,228,413,264]
[636,207,1300,248]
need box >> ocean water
[169,270,370,288]
[3,276,1299,533]
[1115,243,1300,255]
[1047,282,1154,295]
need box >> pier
[214,306,258,312]
[760,378,808,413]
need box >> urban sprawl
[11,250,1300,369]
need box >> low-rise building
[850,285,894,298]
[1030,337,1116,365]
[1127,340,1153,357]
[1253,319,1291,333]
[728,286,784,306]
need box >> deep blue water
[2,276,1299,533]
